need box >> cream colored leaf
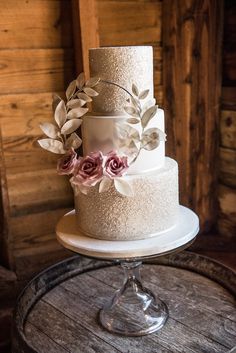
[61,119,82,135]
[127,118,140,124]
[38,138,65,154]
[141,105,158,128]
[130,96,140,109]
[67,99,86,109]
[76,72,85,89]
[39,122,59,139]
[141,128,166,151]
[138,89,149,100]
[65,132,82,149]
[118,140,139,158]
[132,83,139,97]
[77,92,92,102]
[114,178,134,197]
[124,105,139,117]
[67,107,88,119]
[83,87,99,97]
[86,77,100,87]
[52,93,62,112]
[99,177,113,193]
[116,123,140,142]
[54,100,67,128]
[66,80,76,100]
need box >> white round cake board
[56,206,199,260]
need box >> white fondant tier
[74,157,179,241]
[89,46,153,114]
[82,109,165,174]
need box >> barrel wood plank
[12,253,236,353]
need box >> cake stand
[56,205,199,336]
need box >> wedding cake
[38,46,180,241]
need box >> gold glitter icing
[89,46,154,114]
[74,158,179,240]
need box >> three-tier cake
[38,46,180,241]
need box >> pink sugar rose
[104,151,129,178]
[72,151,103,187]
[57,149,78,175]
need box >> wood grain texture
[97,0,161,46]
[218,1,236,238]
[220,110,236,149]
[72,0,100,78]
[0,0,73,49]
[0,92,65,173]
[0,49,74,94]
[0,0,75,273]
[12,253,236,353]
[223,0,236,86]
[0,128,14,269]
[222,87,236,110]
[163,0,223,232]
[218,184,236,238]
[219,147,236,187]
[7,169,73,217]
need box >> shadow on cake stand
[56,205,199,336]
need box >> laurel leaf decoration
[61,119,82,135]
[114,178,134,197]
[38,139,66,154]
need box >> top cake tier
[89,46,154,115]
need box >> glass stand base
[99,261,169,336]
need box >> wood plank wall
[162,0,223,233]
[97,0,163,105]
[218,0,236,237]
[0,0,75,278]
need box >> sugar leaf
[61,119,82,135]
[52,93,62,112]
[86,77,100,87]
[99,177,113,193]
[83,87,99,97]
[54,100,67,128]
[132,83,139,97]
[67,99,86,109]
[77,92,92,102]
[67,107,88,119]
[124,106,139,117]
[141,105,158,128]
[39,122,59,139]
[114,178,134,197]
[65,133,82,150]
[138,89,149,100]
[38,139,65,154]
[66,80,76,100]
[127,118,140,124]
[141,128,166,151]
[76,73,85,89]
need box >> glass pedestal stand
[100,260,168,336]
[56,206,199,336]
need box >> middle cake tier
[82,109,165,174]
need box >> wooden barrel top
[12,251,236,353]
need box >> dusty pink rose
[57,149,78,175]
[72,151,103,187]
[104,151,129,178]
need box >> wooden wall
[218,0,236,237]
[0,0,75,278]
[0,0,234,281]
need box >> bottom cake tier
[74,157,179,240]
